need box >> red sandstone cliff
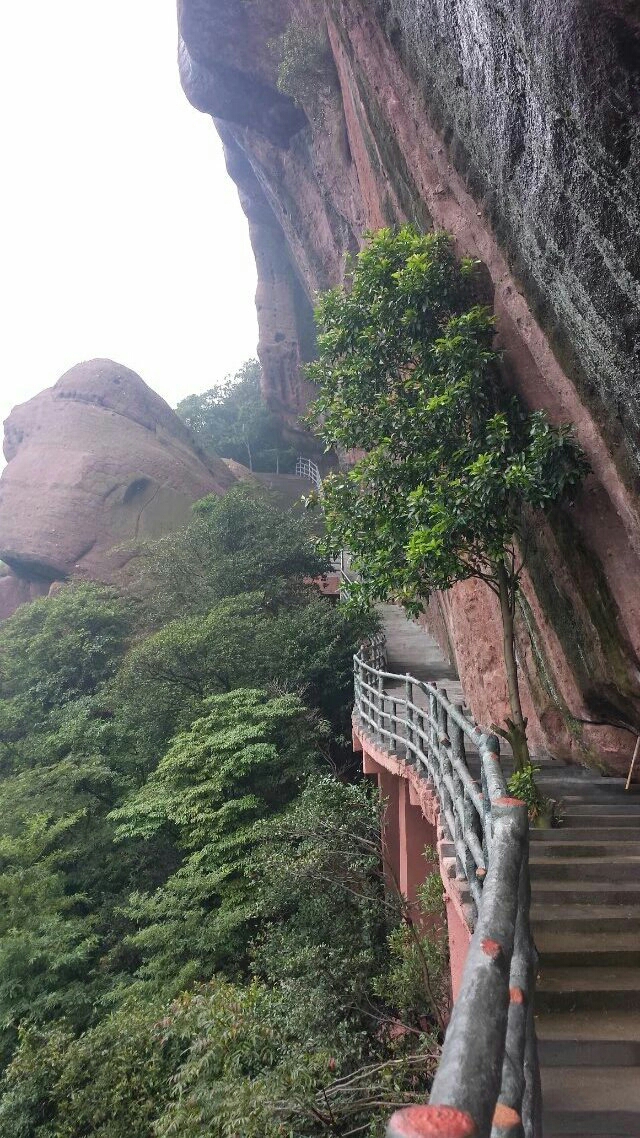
[178,0,640,775]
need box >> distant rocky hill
[0,359,237,619]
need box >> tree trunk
[496,560,531,771]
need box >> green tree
[113,588,372,775]
[0,765,442,1138]
[0,489,441,1137]
[0,583,132,743]
[177,359,293,473]
[126,485,331,623]
[308,226,588,767]
[110,689,324,986]
[0,994,180,1138]
[150,778,444,1138]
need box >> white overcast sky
[0,0,258,440]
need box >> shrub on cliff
[271,19,336,117]
[307,225,588,768]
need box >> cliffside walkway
[354,603,640,1138]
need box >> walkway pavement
[377,601,640,1138]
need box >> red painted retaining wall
[353,723,472,1001]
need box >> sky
[0,0,258,439]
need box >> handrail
[333,549,361,601]
[359,630,387,671]
[352,650,541,1138]
[295,455,322,491]
[336,548,356,583]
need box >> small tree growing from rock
[307,226,588,769]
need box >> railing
[353,652,541,1138]
[295,455,322,491]
[360,629,387,671]
[333,549,360,600]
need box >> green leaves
[112,689,319,850]
[176,359,294,474]
[0,583,132,727]
[126,484,331,622]
[308,225,587,606]
[0,480,440,1136]
[108,689,327,986]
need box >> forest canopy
[0,486,445,1137]
[176,358,296,473]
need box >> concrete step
[540,793,640,808]
[530,855,640,882]
[537,771,634,784]
[536,1010,640,1066]
[532,826,640,840]
[532,880,640,905]
[536,967,640,1012]
[378,603,458,686]
[535,930,640,968]
[545,802,640,814]
[529,840,640,858]
[540,779,640,793]
[531,903,640,933]
[561,803,640,816]
[541,1066,640,1134]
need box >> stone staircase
[530,770,640,1137]
[377,602,640,1135]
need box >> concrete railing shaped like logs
[353,648,541,1138]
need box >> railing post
[391,697,398,746]
[416,701,426,774]
[480,732,500,861]
[437,687,449,738]
[377,671,385,745]
[405,674,414,762]
[450,707,466,768]
[355,655,364,729]
[429,689,440,795]
[353,654,359,718]
[463,788,480,896]
[451,704,481,894]
[438,689,456,849]
[452,774,466,880]
[506,840,541,1138]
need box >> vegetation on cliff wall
[271,17,336,115]
[0,487,445,1136]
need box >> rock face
[0,359,236,613]
[178,0,640,773]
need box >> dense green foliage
[176,358,295,473]
[0,487,445,1136]
[271,19,335,115]
[307,225,588,767]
